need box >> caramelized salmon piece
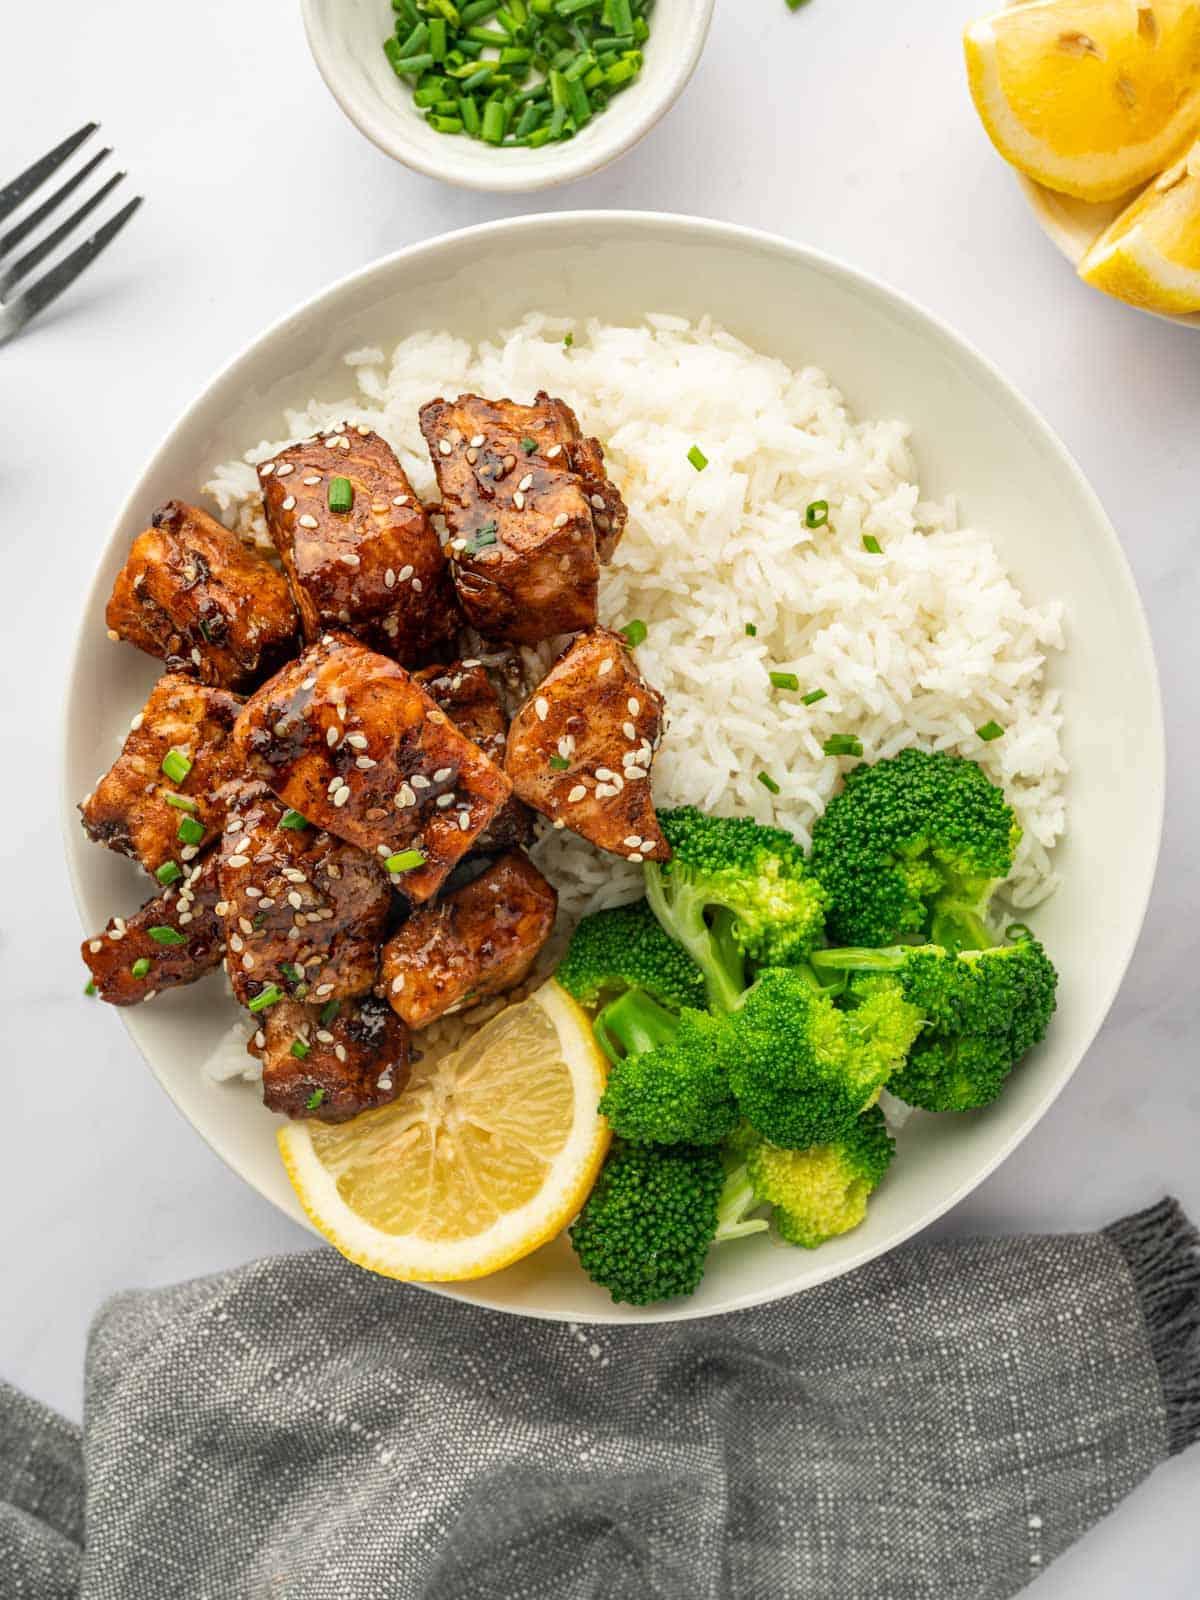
[381,850,557,1029]
[81,852,223,1006]
[250,995,409,1123]
[413,658,532,850]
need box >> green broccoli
[726,967,923,1148]
[745,1106,895,1248]
[644,807,828,1012]
[570,1140,766,1305]
[808,748,1021,949]
[594,987,739,1145]
[812,932,1058,1111]
[556,899,708,1013]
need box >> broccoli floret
[726,967,922,1148]
[745,1106,895,1248]
[812,933,1058,1111]
[557,900,708,1012]
[645,807,828,1012]
[570,1140,763,1305]
[595,987,739,1145]
[809,749,1020,948]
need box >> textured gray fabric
[3,1200,1198,1600]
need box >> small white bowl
[301,0,714,193]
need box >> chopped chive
[291,1039,311,1061]
[465,520,498,555]
[306,1088,325,1109]
[177,814,205,846]
[687,445,708,472]
[319,1000,341,1027]
[280,963,304,985]
[155,861,183,886]
[248,984,283,1014]
[328,476,354,514]
[148,926,188,946]
[160,748,192,784]
[427,114,464,133]
[745,622,757,637]
[481,97,508,142]
[620,619,647,648]
[395,51,436,72]
[757,771,781,795]
[769,671,800,691]
[862,535,883,555]
[131,957,152,979]
[805,500,830,529]
[459,94,482,133]
[521,436,538,453]
[83,979,97,996]
[823,734,863,758]
[563,331,574,347]
[801,688,827,706]
[386,849,427,873]
[279,809,309,831]
[163,792,198,812]
[976,721,1004,742]
[429,15,448,57]
[252,911,267,930]
[549,754,570,770]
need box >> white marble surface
[2,0,1198,1591]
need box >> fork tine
[0,147,112,261]
[0,170,126,299]
[0,195,143,344]
[0,122,98,226]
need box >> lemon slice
[1079,139,1200,308]
[965,0,1200,201]
[278,980,610,1281]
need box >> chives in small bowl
[383,0,654,150]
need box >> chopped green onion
[620,618,647,648]
[521,436,538,454]
[291,1039,311,1061]
[248,984,283,1014]
[131,957,152,979]
[279,809,309,831]
[769,671,800,691]
[823,734,863,758]
[160,748,192,784]
[280,963,304,985]
[801,688,827,706]
[428,114,464,133]
[745,622,757,637]
[862,535,883,554]
[757,771,781,795]
[328,476,354,514]
[563,331,574,347]
[306,1088,325,1109]
[429,16,448,57]
[83,979,97,997]
[148,926,188,946]
[155,861,183,886]
[481,97,508,142]
[386,849,427,874]
[163,792,198,812]
[687,445,708,472]
[976,720,1005,742]
[395,51,436,72]
[805,500,829,529]
[459,94,482,133]
[465,521,498,555]
[319,1000,341,1027]
[177,814,205,846]
[549,754,570,771]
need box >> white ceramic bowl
[1017,173,1200,331]
[301,0,714,192]
[62,212,1164,1323]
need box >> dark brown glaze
[419,391,625,644]
[412,658,532,850]
[104,501,298,690]
[251,995,410,1123]
[79,674,244,877]
[81,852,223,1006]
[216,782,389,1010]
[505,628,670,863]
[258,425,457,663]
[380,850,557,1029]
[232,634,512,903]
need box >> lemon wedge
[965,0,1200,202]
[1079,139,1200,308]
[278,980,610,1282]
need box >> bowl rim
[61,210,1166,1320]
[299,0,717,194]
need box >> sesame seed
[535,697,549,721]
[241,954,255,970]
[595,767,616,781]
[338,436,351,451]
[356,756,376,770]
[229,934,244,953]
[411,578,422,593]
[553,818,566,829]
[513,492,525,511]
[624,765,648,779]
[259,462,275,477]
[438,438,453,456]
[598,659,614,676]
[518,473,534,492]
[276,463,294,478]
[372,501,388,514]
[302,474,321,485]
[130,712,144,731]
[347,733,368,750]
[301,676,316,690]
[298,514,319,529]
[628,852,644,863]
[595,783,617,799]
[112,917,126,933]
[398,565,413,582]
[567,785,587,803]
[461,658,481,668]
[342,552,360,568]
[326,727,339,748]
[106,629,120,641]
[433,767,453,782]
[590,493,605,510]
[450,538,468,552]
[191,648,202,666]
[623,722,637,740]
[178,912,192,926]
[395,784,416,808]
[333,787,350,807]
[458,812,471,830]
[546,444,562,459]
[143,990,158,1002]
[215,901,229,917]
[323,436,339,448]
[335,702,346,720]
[384,569,396,589]
[623,835,642,848]
[411,775,431,790]
[281,495,296,512]
[553,512,569,529]
[288,892,303,909]
[436,794,454,808]
[357,423,371,436]
[89,939,102,953]
[282,869,306,883]
[335,1043,348,1063]
[227,853,249,868]
[181,845,198,862]
[316,1029,334,1044]
[238,916,253,935]
[628,698,640,715]
[392,495,408,506]
[469,433,485,448]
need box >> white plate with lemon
[965,0,1200,324]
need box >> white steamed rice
[206,311,1066,938]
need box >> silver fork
[0,123,143,346]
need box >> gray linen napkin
[3,1198,1198,1600]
